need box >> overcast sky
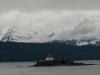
[0,0,100,12]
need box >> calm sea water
[0,60,100,75]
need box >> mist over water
[0,10,100,43]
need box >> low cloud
[0,10,100,43]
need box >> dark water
[0,42,100,61]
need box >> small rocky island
[33,53,91,67]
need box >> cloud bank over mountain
[0,10,100,43]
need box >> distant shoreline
[0,42,100,61]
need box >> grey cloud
[0,0,100,12]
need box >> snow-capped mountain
[0,23,99,46]
[0,10,100,46]
[0,25,55,43]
